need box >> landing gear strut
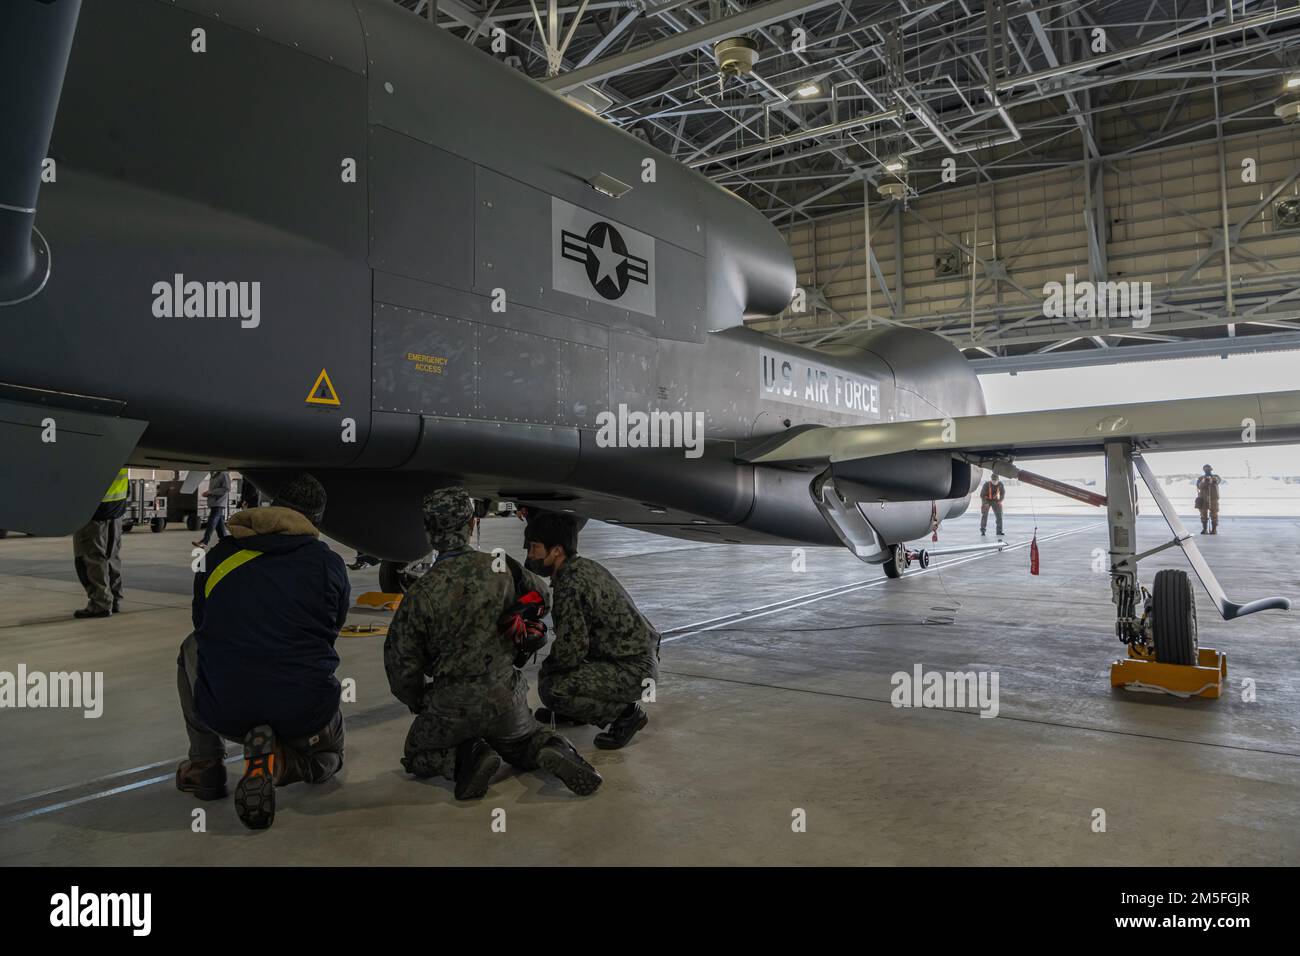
[1104,441,1242,697]
[378,557,431,594]
[1106,442,1201,663]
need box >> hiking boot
[453,739,501,801]
[73,606,111,619]
[234,725,278,830]
[594,703,648,751]
[537,737,602,796]
[534,707,586,727]
[175,757,228,800]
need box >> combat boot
[537,737,602,796]
[175,757,228,800]
[234,725,279,830]
[594,703,648,751]
[453,738,501,801]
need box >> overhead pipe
[894,86,1022,155]
[687,108,901,168]
[697,0,1288,176]
[0,0,82,307]
[994,5,1300,92]
[695,81,1015,173]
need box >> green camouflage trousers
[402,669,552,779]
[538,658,651,728]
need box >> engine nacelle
[832,452,974,503]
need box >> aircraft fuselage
[0,0,985,560]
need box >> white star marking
[588,229,627,287]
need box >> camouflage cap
[422,487,474,535]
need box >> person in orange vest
[979,474,1006,537]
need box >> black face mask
[525,556,553,578]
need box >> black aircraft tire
[186,514,200,532]
[1152,569,1198,666]
[122,522,134,534]
[882,544,904,579]
[378,560,405,595]
[150,517,166,533]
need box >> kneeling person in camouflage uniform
[383,489,601,800]
[527,512,660,750]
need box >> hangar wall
[756,121,1300,353]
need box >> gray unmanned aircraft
[2,0,1298,663]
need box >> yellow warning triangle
[305,368,341,406]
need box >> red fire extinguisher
[1029,529,1040,576]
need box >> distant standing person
[193,470,231,548]
[72,467,129,618]
[1196,464,1221,535]
[979,474,1006,537]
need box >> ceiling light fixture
[796,82,820,98]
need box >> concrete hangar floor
[1,512,1298,866]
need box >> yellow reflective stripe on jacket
[203,549,263,598]
[102,468,129,503]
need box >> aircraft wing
[738,389,1300,466]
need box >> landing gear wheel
[882,544,905,579]
[378,561,403,594]
[1151,568,1198,665]
[122,522,134,534]
[150,517,167,533]
[185,514,200,532]
[379,559,428,594]
[917,549,930,570]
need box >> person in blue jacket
[173,473,350,830]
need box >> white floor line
[662,523,1100,644]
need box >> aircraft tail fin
[0,0,82,306]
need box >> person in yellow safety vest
[979,474,1006,537]
[72,467,129,618]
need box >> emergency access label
[760,348,881,418]
[406,352,447,375]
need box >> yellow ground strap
[204,549,263,598]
